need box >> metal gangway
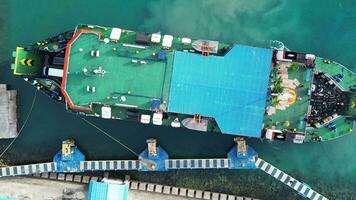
[255,158,327,200]
[0,139,328,200]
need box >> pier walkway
[0,159,233,176]
[0,84,17,139]
[255,158,327,200]
[0,175,260,200]
[79,158,231,171]
[0,162,55,176]
[0,139,328,200]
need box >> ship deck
[62,26,273,138]
[315,57,356,91]
[263,63,313,133]
[12,47,43,76]
[62,29,174,111]
[306,57,356,141]
[305,116,355,141]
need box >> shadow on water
[1,0,356,199]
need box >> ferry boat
[11,24,356,143]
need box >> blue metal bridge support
[138,138,168,171]
[53,139,85,173]
[0,139,329,200]
[227,144,257,169]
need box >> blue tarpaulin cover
[168,45,272,138]
[88,180,129,200]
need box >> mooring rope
[80,117,140,157]
[0,89,38,159]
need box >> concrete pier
[0,84,17,139]
[0,175,261,200]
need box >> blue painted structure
[52,141,256,172]
[138,146,169,171]
[53,145,85,173]
[88,180,128,200]
[157,51,166,61]
[168,45,273,137]
[0,139,329,200]
[150,99,161,110]
[227,145,258,169]
[306,68,312,82]
[299,116,306,130]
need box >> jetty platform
[0,84,17,139]
[0,175,260,200]
[0,138,328,200]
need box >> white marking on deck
[124,161,128,169]
[261,162,268,171]
[209,159,214,168]
[117,161,122,169]
[202,160,206,168]
[122,43,146,49]
[293,181,301,190]
[24,165,29,174]
[31,165,36,173]
[267,165,274,174]
[109,161,114,170]
[39,164,44,172]
[307,190,314,198]
[16,166,21,175]
[280,174,288,182]
[274,170,281,178]
[80,162,84,170]
[187,160,191,168]
[287,178,294,187]
[223,159,229,168]
[216,159,221,168]
[314,193,320,200]
[179,160,184,168]
[1,168,6,176]
[132,161,137,169]
[255,158,262,166]
[300,185,307,193]
[256,158,329,200]
[51,163,56,171]
[194,159,199,168]
[9,167,14,176]
[101,161,107,170]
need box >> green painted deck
[307,57,356,141]
[63,26,231,111]
[11,24,356,142]
[64,31,174,110]
[316,57,356,91]
[264,64,312,132]
[305,116,354,141]
[12,47,42,76]
[345,92,356,117]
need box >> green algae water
[1,0,356,199]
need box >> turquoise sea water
[0,0,356,199]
